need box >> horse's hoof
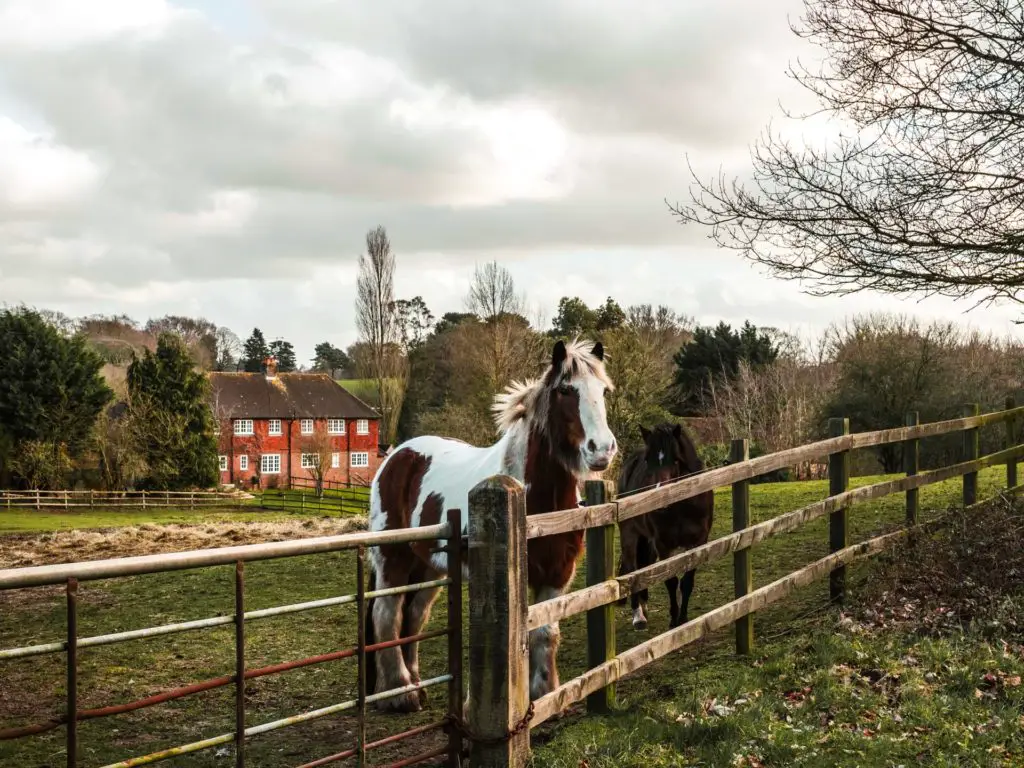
[375,690,423,714]
[632,618,648,631]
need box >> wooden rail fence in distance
[0,489,249,511]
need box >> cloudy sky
[0,0,1019,365]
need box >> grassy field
[0,465,1019,766]
[336,378,381,407]
[0,486,370,535]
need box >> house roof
[208,372,380,420]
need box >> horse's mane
[491,338,614,436]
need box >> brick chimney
[263,355,278,379]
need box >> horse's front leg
[676,568,696,627]
[666,575,681,628]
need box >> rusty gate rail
[0,514,465,768]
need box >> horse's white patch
[658,450,665,464]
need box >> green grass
[0,487,370,534]
[336,378,380,406]
[0,466,1017,766]
[259,487,370,517]
[0,507,285,534]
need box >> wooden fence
[257,488,369,516]
[0,489,249,511]
[466,399,1024,766]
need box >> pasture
[1,466,1017,767]
[0,485,370,534]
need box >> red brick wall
[217,417,381,490]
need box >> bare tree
[671,0,1024,307]
[355,226,408,445]
[300,430,334,497]
[465,261,524,319]
[464,262,540,393]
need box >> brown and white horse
[364,338,617,713]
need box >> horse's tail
[364,566,377,695]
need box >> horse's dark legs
[630,536,655,630]
[666,575,681,628]
[678,568,696,627]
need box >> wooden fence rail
[0,489,249,510]
[470,400,1024,766]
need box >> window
[356,419,369,435]
[239,455,249,471]
[234,419,254,436]
[327,418,345,434]
[331,452,340,468]
[301,453,319,469]
[300,418,314,435]
[219,455,228,472]
[268,419,282,436]
[350,451,369,468]
[261,454,281,474]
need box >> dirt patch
[0,517,368,610]
[0,516,369,570]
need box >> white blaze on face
[571,372,616,471]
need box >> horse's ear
[639,425,651,443]
[592,341,604,361]
[672,422,683,439]
[551,340,567,370]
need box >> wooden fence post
[963,403,980,506]
[585,479,616,713]
[1006,395,1018,490]
[904,412,919,525]
[828,418,850,603]
[468,476,530,768]
[731,438,753,655]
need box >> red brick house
[208,357,382,489]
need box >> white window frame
[356,419,369,435]
[239,455,249,471]
[331,452,340,469]
[300,418,314,435]
[300,453,319,469]
[219,455,228,472]
[268,418,282,436]
[350,451,369,468]
[261,454,281,474]
[234,419,254,436]
[327,418,345,435]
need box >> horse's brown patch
[524,430,585,593]
[548,386,586,460]
[411,492,444,562]
[376,447,433,585]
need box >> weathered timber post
[828,418,850,603]
[468,475,530,768]
[1006,396,1018,490]
[904,412,920,525]
[963,403,980,507]
[585,479,616,713]
[731,438,753,655]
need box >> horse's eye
[557,384,573,396]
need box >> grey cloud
[256,0,809,146]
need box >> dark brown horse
[616,422,714,630]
